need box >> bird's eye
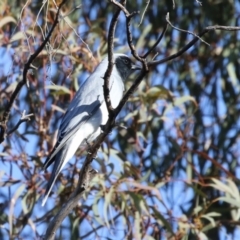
[124,59,130,65]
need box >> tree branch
[110,0,130,16]
[103,0,126,115]
[44,166,97,240]
[148,18,240,67]
[126,12,142,62]
[7,111,34,136]
[0,0,67,144]
[142,23,168,58]
[166,12,210,46]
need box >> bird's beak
[131,64,142,71]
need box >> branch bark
[44,166,97,240]
[103,0,126,115]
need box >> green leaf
[164,95,198,115]
[6,82,18,93]
[201,215,216,227]
[41,49,69,57]
[144,85,174,103]
[9,184,25,235]
[0,152,10,157]
[217,196,240,208]
[193,206,203,216]
[124,109,138,121]
[138,105,150,123]
[89,174,105,190]
[0,16,16,28]
[120,193,126,212]
[10,30,34,43]
[72,217,80,234]
[186,152,193,182]
[134,211,141,239]
[51,104,65,113]
[226,179,240,200]
[103,186,115,228]
[194,231,208,240]
[151,207,174,235]
[92,193,104,226]
[145,236,156,240]
[136,24,152,49]
[128,192,149,214]
[45,85,71,95]
[139,170,151,182]
[210,178,233,196]
[227,62,238,91]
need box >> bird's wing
[42,91,104,206]
[43,87,104,169]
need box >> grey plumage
[42,54,140,206]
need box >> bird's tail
[42,152,66,206]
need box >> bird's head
[114,54,141,81]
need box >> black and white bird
[42,54,141,206]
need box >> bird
[42,53,141,206]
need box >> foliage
[0,0,240,239]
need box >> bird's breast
[109,74,124,108]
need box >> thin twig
[0,0,67,144]
[110,0,130,16]
[126,12,142,62]
[172,0,176,9]
[196,0,202,6]
[80,212,122,238]
[166,12,210,46]
[32,0,47,33]
[61,5,93,56]
[205,25,240,31]
[148,30,209,67]
[148,25,240,67]
[7,111,34,136]
[142,23,168,58]
[138,0,151,26]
